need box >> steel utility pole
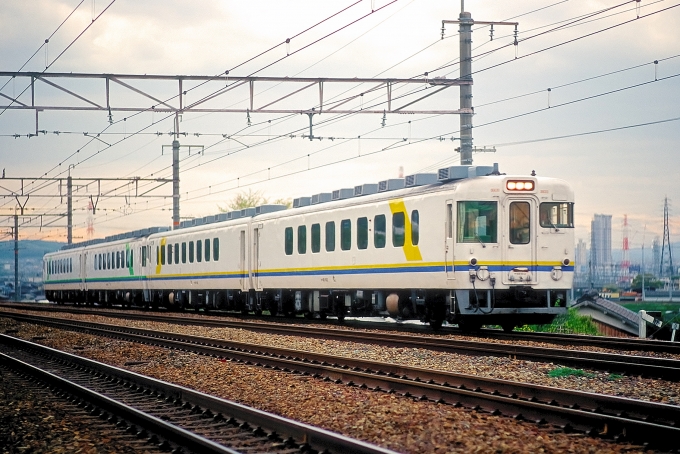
[173,113,180,230]
[14,212,19,302]
[443,1,518,165]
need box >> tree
[219,189,291,211]
[631,273,663,291]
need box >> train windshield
[457,201,497,243]
[539,202,574,228]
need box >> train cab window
[509,201,531,244]
[311,224,321,253]
[357,217,368,250]
[457,201,498,244]
[285,227,294,255]
[340,219,351,251]
[213,238,219,261]
[411,210,420,246]
[325,222,335,252]
[175,243,180,264]
[182,242,187,263]
[197,239,202,262]
[205,239,210,262]
[189,241,195,263]
[392,212,405,247]
[298,226,307,254]
[539,202,574,229]
[374,215,386,249]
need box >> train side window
[374,215,386,248]
[161,245,166,265]
[357,217,368,250]
[99,254,102,270]
[130,250,133,267]
[205,239,210,262]
[509,201,531,244]
[325,222,335,252]
[115,251,120,269]
[392,212,405,247]
[181,242,187,264]
[311,224,320,253]
[411,210,420,246]
[174,243,180,264]
[285,227,293,255]
[539,202,574,228]
[213,238,219,261]
[126,250,130,267]
[167,244,172,265]
[298,226,307,254]
[142,247,147,266]
[197,239,202,262]
[341,219,351,251]
[457,201,498,243]
[189,241,194,263]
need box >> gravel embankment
[0,364,148,454]
[5,308,679,406]
[0,316,657,453]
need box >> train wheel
[458,319,481,333]
[501,324,516,333]
[429,318,443,330]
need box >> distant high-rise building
[652,236,661,275]
[590,214,612,282]
[575,238,588,275]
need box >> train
[43,163,575,331]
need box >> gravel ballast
[0,315,660,453]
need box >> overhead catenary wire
[9,0,680,238]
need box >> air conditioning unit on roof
[404,173,438,187]
[378,179,405,192]
[354,183,378,197]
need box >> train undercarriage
[45,285,566,331]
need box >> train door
[80,252,87,292]
[445,200,455,280]
[252,223,263,291]
[502,198,538,285]
[239,230,248,291]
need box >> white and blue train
[43,163,574,331]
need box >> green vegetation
[607,374,624,381]
[620,302,680,323]
[630,273,664,291]
[219,189,292,211]
[516,308,600,335]
[548,367,596,378]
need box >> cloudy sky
[0,0,678,258]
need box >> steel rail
[4,303,679,354]
[2,306,679,379]
[3,315,679,449]
[0,333,398,454]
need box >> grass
[516,308,600,335]
[548,367,596,378]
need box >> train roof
[52,163,570,251]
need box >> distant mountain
[0,240,64,262]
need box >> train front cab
[450,177,573,332]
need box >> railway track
[3,307,679,380]
[3,313,680,450]
[3,302,679,355]
[0,333,397,454]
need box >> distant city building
[652,236,661,275]
[574,238,590,287]
[590,214,612,284]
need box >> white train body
[44,166,575,330]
